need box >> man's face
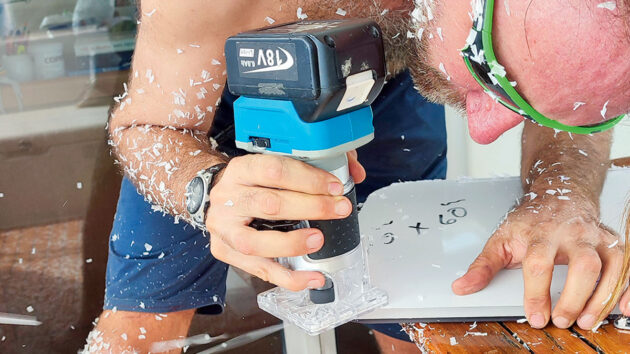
[417,0,630,144]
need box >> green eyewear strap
[462,0,626,134]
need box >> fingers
[211,225,325,258]
[347,150,366,184]
[210,237,326,292]
[452,237,510,295]
[551,245,601,328]
[228,154,344,195]
[576,240,626,329]
[227,186,352,221]
[522,239,557,329]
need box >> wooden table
[405,320,630,353]
[406,157,630,353]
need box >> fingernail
[578,314,595,329]
[335,199,351,215]
[328,182,343,195]
[307,233,323,250]
[307,279,323,289]
[553,316,570,328]
[529,313,545,328]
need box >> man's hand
[452,196,625,330]
[206,151,365,291]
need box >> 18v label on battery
[236,42,298,81]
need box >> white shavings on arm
[526,192,537,201]
[597,1,617,11]
[407,30,415,38]
[545,189,557,195]
[224,200,234,207]
[0,192,4,198]
[608,239,619,248]
[211,59,221,65]
[557,195,570,201]
[76,182,83,189]
[578,149,588,156]
[297,7,308,20]
[265,16,275,24]
[144,9,156,17]
[121,333,128,341]
[601,100,609,119]
[189,44,200,48]
[602,292,613,305]
[436,27,443,41]
[336,8,347,16]
[449,337,458,345]
[189,150,202,156]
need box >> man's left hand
[452,194,629,329]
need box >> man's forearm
[520,120,612,214]
[110,125,228,221]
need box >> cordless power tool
[225,19,388,335]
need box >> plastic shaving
[336,8,347,16]
[516,318,527,323]
[265,17,275,24]
[601,100,609,119]
[608,239,619,248]
[573,102,586,110]
[85,258,93,263]
[26,306,34,313]
[597,1,617,10]
[449,337,458,345]
[297,7,308,20]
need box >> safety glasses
[461,0,626,134]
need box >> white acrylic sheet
[358,168,630,322]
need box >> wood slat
[573,322,630,354]
[405,322,529,353]
[502,321,596,353]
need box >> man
[85,0,630,353]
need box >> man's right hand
[206,153,365,291]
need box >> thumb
[452,237,510,295]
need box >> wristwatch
[185,163,227,230]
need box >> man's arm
[453,121,625,330]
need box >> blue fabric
[104,70,447,340]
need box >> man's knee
[82,309,196,353]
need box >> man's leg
[84,309,195,353]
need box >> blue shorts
[104,71,447,342]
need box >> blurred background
[0,0,629,353]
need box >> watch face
[186,177,205,214]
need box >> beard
[299,0,466,111]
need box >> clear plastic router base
[257,245,388,336]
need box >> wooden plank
[573,322,630,354]
[503,322,595,353]
[404,322,528,353]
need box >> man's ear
[465,90,524,144]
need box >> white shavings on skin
[381,9,389,16]
[573,101,586,110]
[155,315,163,321]
[597,1,617,10]
[578,149,588,156]
[516,318,527,323]
[297,7,308,20]
[213,83,221,91]
[85,258,93,263]
[211,59,221,65]
[608,239,619,248]
[504,0,511,15]
[76,182,83,189]
[265,16,275,24]
[450,337,458,345]
[139,334,146,340]
[121,333,128,341]
[407,30,415,38]
[392,32,401,39]
[26,306,34,313]
[439,63,451,81]
[224,200,234,207]
[189,44,200,48]
[557,196,570,201]
[336,8,347,16]
[510,81,517,87]
[146,69,155,83]
[601,100,609,119]
[0,192,4,198]
[436,27,444,41]
[32,247,36,254]
[602,292,613,305]
[526,192,537,201]
[144,9,156,17]
[140,327,147,334]
[546,189,557,195]
[177,48,184,54]
[190,150,202,156]
[417,28,424,40]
